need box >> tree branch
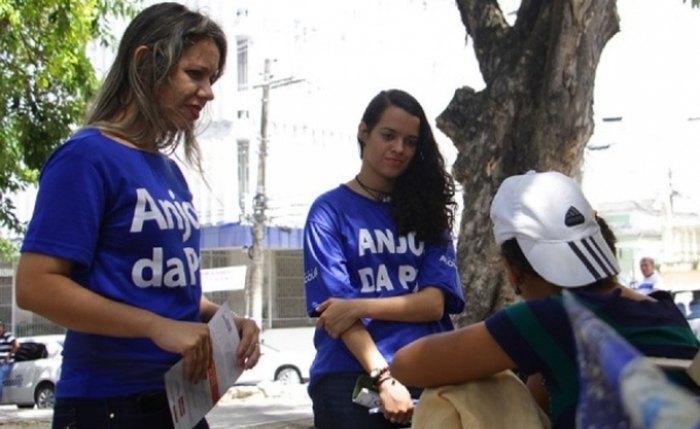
[512,0,546,39]
[455,0,510,83]
[442,0,620,324]
[531,0,619,176]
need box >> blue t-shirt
[21,129,202,398]
[303,185,465,387]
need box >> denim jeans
[0,363,13,399]
[309,372,421,429]
[51,391,209,429]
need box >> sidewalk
[0,415,313,429]
[0,406,52,428]
[0,383,315,429]
[0,407,314,429]
[208,383,314,429]
[237,418,314,429]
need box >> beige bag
[411,371,550,429]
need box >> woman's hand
[235,317,261,369]
[378,376,414,426]
[315,298,362,338]
[148,319,212,383]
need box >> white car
[2,334,63,409]
[672,288,700,340]
[236,327,315,385]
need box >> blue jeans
[309,372,421,429]
[0,363,13,399]
[52,391,209,429]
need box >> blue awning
[200,223,303,249]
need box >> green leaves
[0,0,139,247]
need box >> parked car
[2,334,63,409]
[672,287,700,340]
[236,327,315,385]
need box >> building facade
[584,111,700,290]
[599,200,700,289]
[5,0,699,333]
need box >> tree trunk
[442,0,619,325]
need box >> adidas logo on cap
[565,206,585,227]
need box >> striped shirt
[0,331,17,363]
[485,289,699,429]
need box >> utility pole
[661,167,675,268]
[246,59,303,328]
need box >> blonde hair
[85,2,227,169]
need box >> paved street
[0,383,314,429]
[208,383,314,429]
[0,407,51,428]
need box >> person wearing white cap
[390,171,699,429]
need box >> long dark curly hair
[358,89,456,244]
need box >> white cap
[490,171,619,287]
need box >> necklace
[355,175,391,202]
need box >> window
[237,139,250,219]
[237,37,249,90]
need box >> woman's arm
[316,287,445,338]
[527,373,550,413]
[340,322,414,424]
[340,322,387,373]
[390,321,515,387]
[199,296,220,322]
[17,252,212,381]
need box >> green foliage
[0,0,139,237]
[686,0,700,7]
[0,237,18,264]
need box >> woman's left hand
[235,317,261,369]
[315,298,362,338]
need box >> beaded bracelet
[370,367,392,389]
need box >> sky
[581,0,700,210]
[446,0,700,211]
[262,0,700,216]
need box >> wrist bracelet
[369,367,391,389]
[376,373,394,388]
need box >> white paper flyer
[165,303,244,429]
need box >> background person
[15,3,259,428]
[390,171,699,429]
[303,89,465,429]
[630,256,665,294]
[0,322,18,400]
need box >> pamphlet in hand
[165,303,243,429]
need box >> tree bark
[442,0,619,325]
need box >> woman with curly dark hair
[303,89,466,429]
